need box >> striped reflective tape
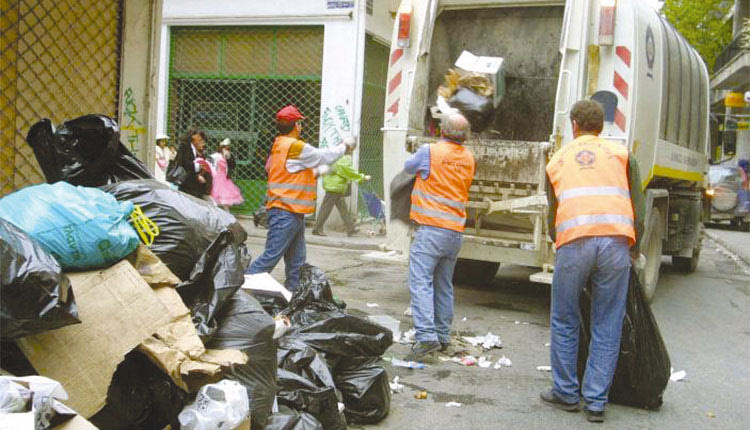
[268,196,316,208]
[411,205,466,224]
[557,186,630,203]
[268,182,317,192]
[556,214,633,234]
[412,190,466,210]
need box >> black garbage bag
[389,170,415,223]
[288,310,393,358]
[90,350,189,430]
[277,337,337,392]
[277,369,347,430]
[286,265,346,315]
[265,405,324,430]
[333,357,390,424]
[206,290,277,430]
[26,115,152,186]
[447,86,494,132]
[0,219,79,339]
[577,268,671,409]
[254,200,269,229]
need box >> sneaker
[539,389,579,412]
[346,228,360,237]
[439,341,451,352]
[312,230,327,237]
[583,408,604,423]
[404,341,441,362]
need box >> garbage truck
[370,0,710,300]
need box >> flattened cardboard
[16,261,173,418]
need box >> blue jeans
[550,236,630,411]
[408,225,463,343]
[248,208,306,291]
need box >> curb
[704,230,750,266]
[245,229,382,252]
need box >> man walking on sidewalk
[403,113,475,362]
[540,100,645,423]
[247,105,354,291]
[312,145,371,237]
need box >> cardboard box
[454,50,505,107]
[16,260,175,418]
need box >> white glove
[315,164,331,177]
[342,136,357,150]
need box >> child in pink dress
[210,139,244,211]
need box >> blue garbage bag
[0,182,140,270]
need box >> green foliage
[662,0,734,70]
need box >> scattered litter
[178,380,249,430]
[670,369,687,382]
[536,366,552,372]
[399,328,416,344]
[478,356,492,368]
[495,355,512,369]
[414,390,428,400]
[461,317,467,322]
[445,401,462,408]
[462,331,502,349]
[452,355,478,366]
[544,342,551,347]
[366,303,380,308]
[404,307,412,316]
[389,376,404,393]
[514,320,530,325]
[706,411,716,419]
[392,358,428,369]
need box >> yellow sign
[738,121,749,130]
[725,92,747,108]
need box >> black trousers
[314,191,356,233]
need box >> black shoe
[583,408,604,423]
[312,230,326,237]
[404,341,441,362]
[540,389,579,412]
[346,228,360,237]
[439,341,451,352]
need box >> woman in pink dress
[210,138,244,211]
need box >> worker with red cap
[247,104,355,291]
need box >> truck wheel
[641,208,663,301]
[672,247,700,273]
[452,259,500,286]
[741,220,750,232]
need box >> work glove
[342,136,357,150]
[315,164,331,177]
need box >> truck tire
[641,208,663,301]
[672,247,700,273]
[452,259,500,286]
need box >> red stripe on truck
[614,108,626,131]
[613,71,629,100]
[616,46,631,67]
[389,71,402,95]
[390,48,403,66]
[387,99,400,115]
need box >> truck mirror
[721,130,737,156]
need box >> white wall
[365,0,399,44]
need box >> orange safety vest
[266,136,317,214]
[546,134,636,249]
[410,140,475,232]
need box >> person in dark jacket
[170,129,213,201]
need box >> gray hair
[441,113,470,142]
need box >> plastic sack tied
[0,182,140,271]
[577,268,671,409]
[0,219,79,339]
[333,357,391,424]
[265,405,323,430]
[178,380,249,430]
[446,86,494,133]
[276,369,347,430]
[285,264,347,316]
[389,170,416,224]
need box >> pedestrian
[169,129,213,202]
[210,138,244,211]
[312,145,371,237]
[154,133,171,183]
[246,105,354,291]
[403,113,475,362]
[540,100,645,423]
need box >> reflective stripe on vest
[546,134,635,248]
[410,140,475,232]
[266,136,317,214]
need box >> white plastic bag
[178,380,249,430]
[0,378,32,413]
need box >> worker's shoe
[583,408,604,423]
[439,341,451,352]
[311,230,327,237]
[539,389,579,412]
[404,341,441,362]
[346,228,360,237]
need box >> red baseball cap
[276,105,306,122]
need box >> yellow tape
[130,205,160,246]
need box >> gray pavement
[245,232,750,430]
[705,225,750,265]
[238,217,383,252]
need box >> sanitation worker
[403,113,476,362]
[540,100,645,423]
[247,105,355,291]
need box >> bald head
[441,113,470,142]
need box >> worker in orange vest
[403,113,476,362]
[246,105,354,291]
[540,100,645,423]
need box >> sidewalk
[237,217,384,251]
[705,226,750,265]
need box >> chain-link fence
[167,26,324,215]
[1,0,122,196]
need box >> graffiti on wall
[320,104,352,148]
[121,87,146,155]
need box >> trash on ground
[462,331,502,349]
[391,359,428,369]
[273,315,292,339]
[445,401,462,408]
[478,356,492,368]
[514,320,530,325]
[334,357,391,424]
[544,342,551,347]
[404,306,413,316]
[366,303,380,308]
[414,390,428,400]
[452,355,478,366]
[389,376,404,393]
[399,328,416,344]
[706,411,716,419]
[368,315,401,342]
[670,369,687,382]
[178,380,250,430]
[462,317,467,322]
[536,366,552,372]
[495,355,512,369]
[242,272,292,303]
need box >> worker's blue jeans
[408,225,463,344]
[550,236,630,412]
[247,208,306,291]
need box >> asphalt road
[246,234,750,429]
